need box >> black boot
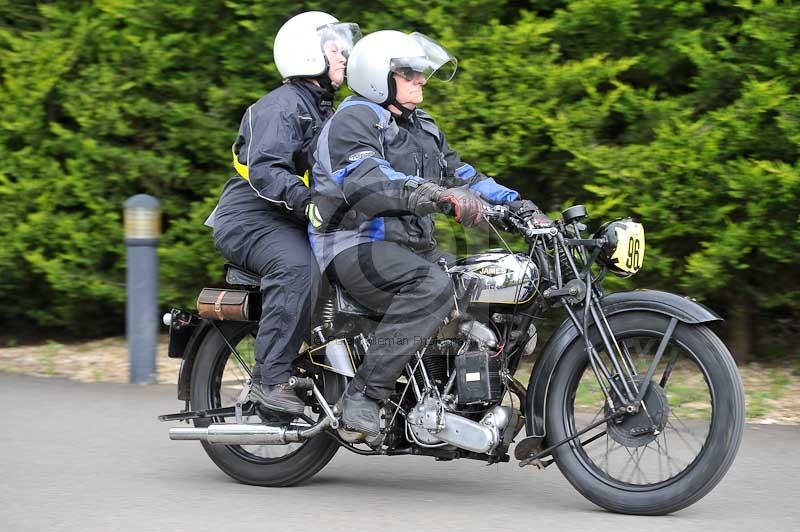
[339,385,381,437]
[250,383,306,415]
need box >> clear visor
[389,32,458,82]
[316,22,362,59]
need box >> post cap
[124,194,161,241]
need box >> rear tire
[191,322,343,486]
[545,312,745,514]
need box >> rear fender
[524,290,721,438]
[175,318,215,401]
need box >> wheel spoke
[666,413,706,454]
[585,434,626,464]
[617,445,637,482]
[655,428,679,477]
[659,347,680,388]
[658,431,691,470]
[206,331,313,462]
[570,331,715,487]
[620,340,637,376]
[589,404,605,426]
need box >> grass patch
[743,368,795,420]
[519,356,800,422]
[36,341,63,376]
[769,369,791,396]
[236,337,256,367]
[746,391,771,419]
[571,367,714,419]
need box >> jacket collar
[291,78,334,108]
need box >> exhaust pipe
[170,417,330,445]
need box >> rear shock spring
[321,297,336,329]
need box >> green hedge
[1,1,798,359]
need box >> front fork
[550,233,677,414]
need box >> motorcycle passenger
[209,12,361,415]
[309,30,537,436]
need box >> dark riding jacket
[210,79,333,229]
[309,95,519,270]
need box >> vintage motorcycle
[159,204,744,515]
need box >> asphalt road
[1,372,797,532]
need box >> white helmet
[273,11,361,79]
[346,30,457,104]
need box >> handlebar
[481,205,557,239]
[436,200,557,239]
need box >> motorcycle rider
[309,30,538,436]
[209,12,361,415]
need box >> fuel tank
[449,251,539,305]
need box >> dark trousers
[329,241,455,401]
[213,211,320,386]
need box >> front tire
[190,322,342,486]
[545,312,745,514]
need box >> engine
[406,396,519,454]
[402,317,522,455]
[449,319,503,406]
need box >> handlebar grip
[437,201,454,216]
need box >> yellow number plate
[611,221,645,274]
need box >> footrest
[158,403,255,422]
[513,435,544,460]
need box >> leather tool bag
[196,288,254,321]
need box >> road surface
[1,372,796,531]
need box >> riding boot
[250,383,306,415]
[339,384,381,437]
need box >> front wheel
[190,322,343,486]
[545,312,745,514]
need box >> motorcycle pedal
[337,426,367,443]
[518,456,554,470]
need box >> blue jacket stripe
[331,157,371,185]
[337,97,387,120]
[369,217,385,240]
[455,163,477,179]
[470,177,520,203]
[378,163,411,181]
[333,156,420,185]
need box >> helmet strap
[315,51,340,96]
[385,75,415,120]
[315,73,337,96]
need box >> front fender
[524,289,721,438]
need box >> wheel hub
[605,375,669,447]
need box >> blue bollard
[124,194,161,384]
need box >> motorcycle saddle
[223,263,376,317]
[224,263,260,287]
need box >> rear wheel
[190,322,343,486]
[545,312,745,514]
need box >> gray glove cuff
[407,181,446,216]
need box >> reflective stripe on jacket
[211,79,333,228]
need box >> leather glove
[407,182,483,226]
[508,199,554,227]
[407,182,446,217]
[439,187,483,227]
[303,192,357,232]
[507,199,540,216]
